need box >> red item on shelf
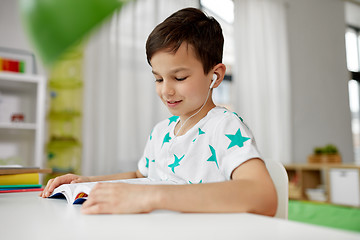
[11,113,25,122]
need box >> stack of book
[0,167,52,193]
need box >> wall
[286,0,354,163]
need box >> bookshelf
[285,163,360,207]
[0,72,46,168]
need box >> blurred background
[1,0,360,232]
[0,0,357,174]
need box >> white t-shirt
[138,106,262,184]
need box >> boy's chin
[167,109,179,116]
[165,107,184,117]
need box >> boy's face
[150,43,214,120]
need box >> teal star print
[193,128,206,142]
[232,112,244,122]
[145,158,155,168]
[168,116,179,126]
[162,132,171,147]
[226,128,250,149]
[207,145,219,169]
[168,154,184,173]
[198,128,205,136]
[149,129,153,140]
[189,180,203,184]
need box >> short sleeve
[213,113,262,180]
[137,131,154,177]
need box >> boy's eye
[175,77,187,81]
[155,78,163,83]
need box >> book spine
[0,184,42,189]
[0,173,39,185]
[0,188,43,193]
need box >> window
[200,0,234,23]
[346,26,360,162]
[200,0,234,109]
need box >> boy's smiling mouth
[166,100,182,107]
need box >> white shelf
[0,122,37,130]
[0,72,42,84]
[0,73,40,94]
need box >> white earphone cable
[167,75,216,155]
[174,87,212,137]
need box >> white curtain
[82,0,199,176]
[232,0,291,164]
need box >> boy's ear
[211,63,226,89]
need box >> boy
[41,8,277,216]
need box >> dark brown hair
[146,8,224,74]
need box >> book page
[50,182,97,204]
[49,184,73,203]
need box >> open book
[48,178,174,204]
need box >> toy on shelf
[11,113,25,122]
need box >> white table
[1,192,359,240]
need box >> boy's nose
[162,80,175,96]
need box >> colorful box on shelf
[0,58,26,73]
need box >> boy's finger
[70,178,81,184]
[81,204,98,214]
[81,202,110,214]
[45,176,68,196]
[41,178,54,197]
[45,177,65,197]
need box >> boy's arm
[156,158,277,215]
[81,158,277,216]
[88,170,144,182]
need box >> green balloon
[19,0,126,66]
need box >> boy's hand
[40,174,91,198]
[81,182,157,214]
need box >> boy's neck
[175,102,216,136]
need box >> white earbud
[210,74,217,89]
